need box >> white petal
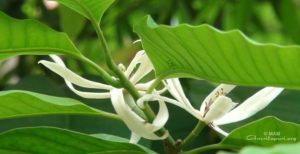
[111,89,146,134]
[164,79,199,117]
[125,50,145,77]
[214,87,283,125]
[65,80,111,99]
[156,86,168,95]
[138,94,185,109]
[200,84,236,114]
[203,96,237,123]
[0,57,19,78]
[135,80,167,94]
[133,39,141,44]
[135,80,155,91]
[137,94,202,121]
[111,89,167,141]
[130,133,141,144]
[129,53,153,84]
[147,100,169,132]
[39,55,113,90]
[211,124,229,136]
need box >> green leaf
[59,5,86,39]
[55,0,115,23]
[0,127,150,154]
[218,143,300,154]
[134,16,300,89]
[221,116,299,148]
[0,90,119,120]
[0,12,81,60]
[237,143,300,154]
[92,134,156,154]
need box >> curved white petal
[211,124,229,136]
[164,79,199,117]
[129,53,153,84]
[156,86,168,95]
[135,80,155,91]
[133,39,141,44]
[214,87,284,125]
[130,133,141,144]
[135,80,167,95]
[138,94,185,109]
[200,84,236,114]
[111,89,168,142]
[39,56,113,90]
[0,57,19,79]
[65,81,111,99]
[137,94,202,121]
[146,100,169,132]
[125,50,145,77]
[203,96,237,123]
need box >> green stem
[180,121,206,149]
[81,2,177,149]
[144,77,177,151]
[94,23,177,151]
[74,0,146,118]
[92,24,147,119]
[179,144,239,154]
[77,55,121,87]
[147,76,164,93]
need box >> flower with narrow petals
[38,50,168,143]
[111,89,169,143]
[138,78,283,136]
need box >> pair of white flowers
[39,50,283,143]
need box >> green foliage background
[0,0,300,153]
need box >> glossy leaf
[218,143,300,154]
[55,0,115,23]
[0,12,81,60]
[238,143,300,154]
[92,134,155,154]
[221,116,299,148]
[0,127,150,154]
[134,16,300,89]
[0,90,119,120]
[59,5,86,39]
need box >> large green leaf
[238,143,300,154]
[0,127,150,154]
[0,12,81,60]
[0,90,119,120]
[218,143,300,154]
[221,116,299,148]
[55,0,115,23]
[59,5,86,39]
[134,16,300,89]
[92,134,155,154]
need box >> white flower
[138,78,283,136]
[111,89,169,143]
[38,50,168,143]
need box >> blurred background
[0,0,300,153]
